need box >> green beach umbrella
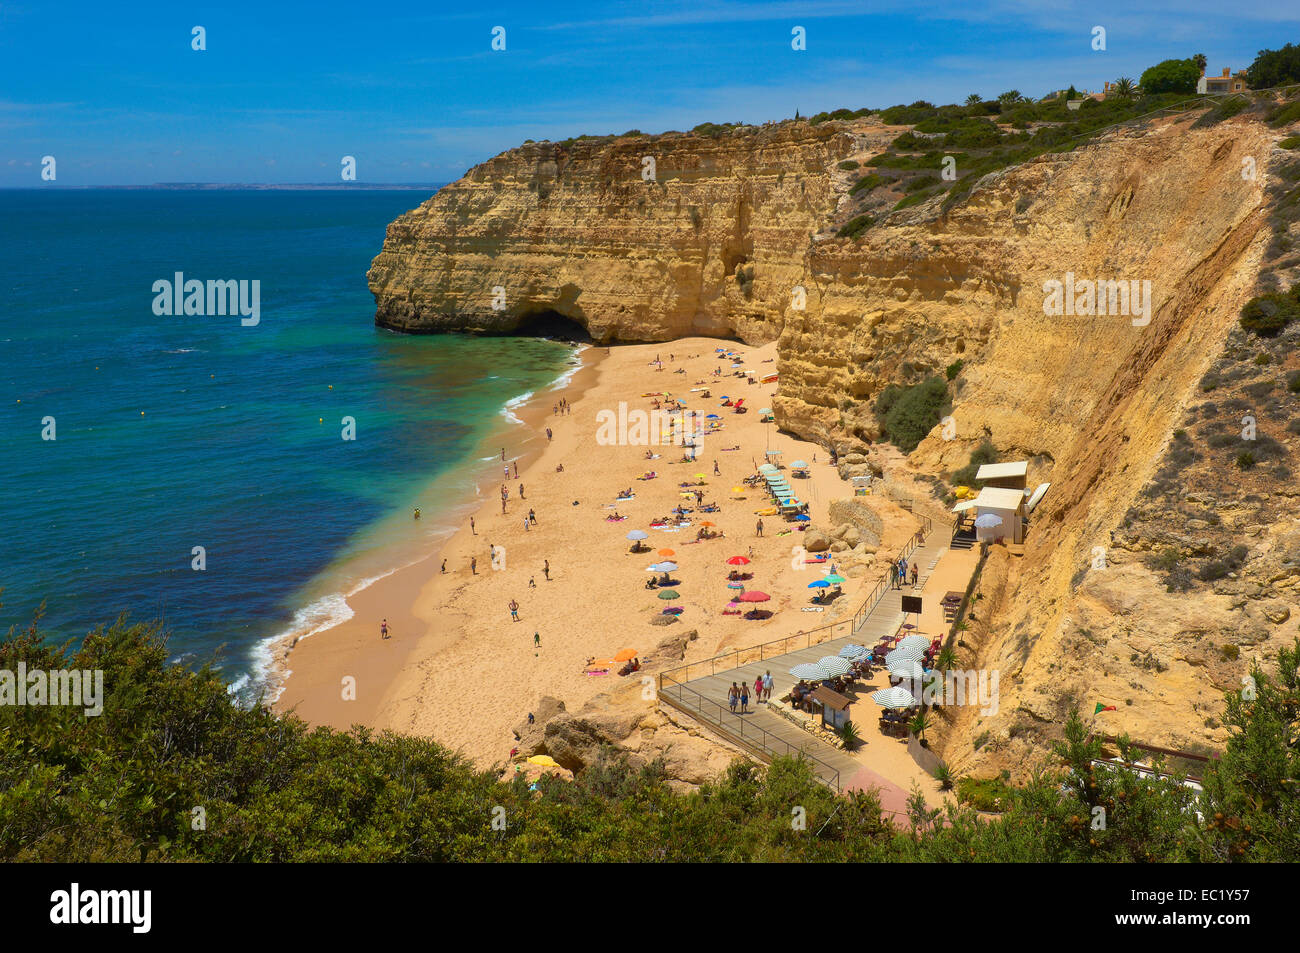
[657,589,681,600]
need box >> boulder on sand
[803,527,832,553]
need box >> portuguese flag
[1094,703,1118,714]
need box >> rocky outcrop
[369,123,851,343]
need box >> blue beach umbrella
[626,530,648,541]
[807,579,830,589]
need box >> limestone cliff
[368,123,852,342]
[371,109,1300,780]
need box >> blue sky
[3,0,1298,186]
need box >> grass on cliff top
[827,91,1253,223]
[5,612,1300,861]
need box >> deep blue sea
[0,189,576,699]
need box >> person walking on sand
[441,559,447,574]
[519,483,525,499]
[763,670,774,701]
[501,447,506,461]
[713,459,720,475]
[512,461,518,479]
[529,508,537,525]
[524,517,530,533]
[739,681,749,713]
[380,619,389,640]
[471,556,478,575]
[546,427,553,441]
[534,631,541,647]
[509,599,519,622]
[528,576,536,588]
[756,518,764,538]
[543,559,550,581]
[470,516,476,535]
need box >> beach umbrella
[626,530,648,541]
[765,449,783,456]
[886,645,925,664]
[726,556,751,565]
[807,579,830,589]
[732,485,746,493]
[758,464,778,472]
[897,634,930,653]
[793,514,811,522]
[824,574,846,585]
[652,561,678,572]
[657,548,675,557]
[726,581,745,589]
[817,656,852,677]
[695,472,707,478]
[737,590,770,603]
[759,408,772,414]
[699,520,716,527]
[871,686,917,709]
[791,662,829,680]
[887,657,924,679]
[790,459,808,468]
[847,648,875,663]
[706,414,720,419]
[615,648,639,662]
[838,644,867,659]
[657,589,680,600]
[974,513,1003,528]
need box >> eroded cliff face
[368,123,852,342]
[371,112,1297,778]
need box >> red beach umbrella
[737,590,770,603]
[726,556,751,566]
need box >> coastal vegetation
[3,616,1296,861]
[873,375,950,452]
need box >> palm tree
[909,711,933,746]
[935,645,958,672]
[934,761,954,790]
[1111,77,1136,101]
[964,93,982,107]
[996,90,1023,107]
[838,719,862,751]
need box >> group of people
[891,555,918,589]
[553,398,571,415]
[727,671,775,713]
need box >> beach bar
[971,486,1026,544]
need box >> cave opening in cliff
[514,310,592,343]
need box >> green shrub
[905,174,940,193]
[1240,287,1300,336]
[837,214,874,239]
[1237,450,1257,469]
[838,159,860,170]
[876,375,950,453]
[1281,136,1300,150]
[946,359,965,381]
[1269,100,1300,129]
[850,173,884,195]
[1288,370,1300,394]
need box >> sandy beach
[274,337,943,798]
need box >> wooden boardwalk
[659,532,951,790]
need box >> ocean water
[0,189,577,699]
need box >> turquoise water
[0,189,576,698]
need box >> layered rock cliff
[368,123,852,343]
[371,109,1300,779]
